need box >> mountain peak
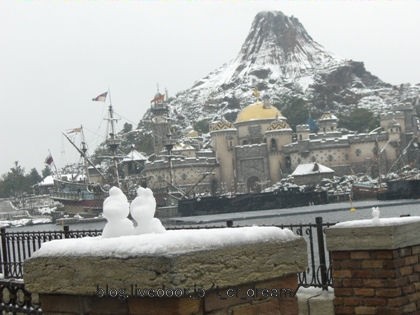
[232,10,337,81]
[159,11,417,131]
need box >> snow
[102,187,134,238]
[37,206,57,215]
[38,175,54,186]
[102,186,165,238]
[292,163,334,176]
[130,187,166,235]
[372,206,380,224]
[31,226,299,258]
[122,149,147,162]
[296,75,314,91]
[333,216,420,228]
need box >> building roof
[173,143,195,151]
[122,149,147,162]
[292,163,334,176]
[319,112,338,121]
[38,175,54,186]
[235,101,285,123]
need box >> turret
[318,112,338,133]
[210,120,237,192]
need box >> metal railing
[275,217,335,290]
[0,217,335,314]
[0,226,102,279]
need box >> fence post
[315,216,328,291]
[1,227,9,278]
[63,225,70,239]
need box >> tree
[277,97,308,131]
[0,161,28,197]
[338,108,379,132]
[122,122,133,133]
[42,166,52,178]
[194,119,210,134]
[28,168,42,185]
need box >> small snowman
[102,187,134,238]
[372,206,380,224]
[130,187,166,235]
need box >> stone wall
[24,227,307,315]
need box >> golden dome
[235,102,284,123]
[186,129,199,138]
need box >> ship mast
[62,128,106,180]
[80,127,91,183]
[105,90,121,187]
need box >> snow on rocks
[31,226,299,258]
[333,215,420,229]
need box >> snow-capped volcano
[145,11,419,130]
[206,11,337,86]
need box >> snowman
[130,187,166,234]
[102,187,134,238]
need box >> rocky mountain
[144,10,419,134]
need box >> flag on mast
[45,154,54,165]
[67,127,82,134]
[92,92,108,102]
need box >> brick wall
[331,244,420,314]
[326,218,420,314]
[39,274,299,315]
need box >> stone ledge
[326,218,420,251]
[24,237,306,296]
[298,288,334,315]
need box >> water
[8,199,420,232]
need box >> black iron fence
[0,226,102,279]
[0,217,335,314]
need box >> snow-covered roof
[38,175,54,186]
[319,112,338,121]
[32,226,299,258]
[122,149,147,162]
[292,163,334,176]
[173,143,195,151]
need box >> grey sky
[0,0,419,176]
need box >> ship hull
[50,196,104,215]
[378,179,420,200]
[178,190,328,216]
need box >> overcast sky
[0,0,419,177]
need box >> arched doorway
[247,176,261,193]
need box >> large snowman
[130,187,166,234]
[102,187,134,238]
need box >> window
[356,149,362,157]
[270,138,277,151]
[328,155,333,162]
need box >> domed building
[143,90,415,203]
[210,98,292,193]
